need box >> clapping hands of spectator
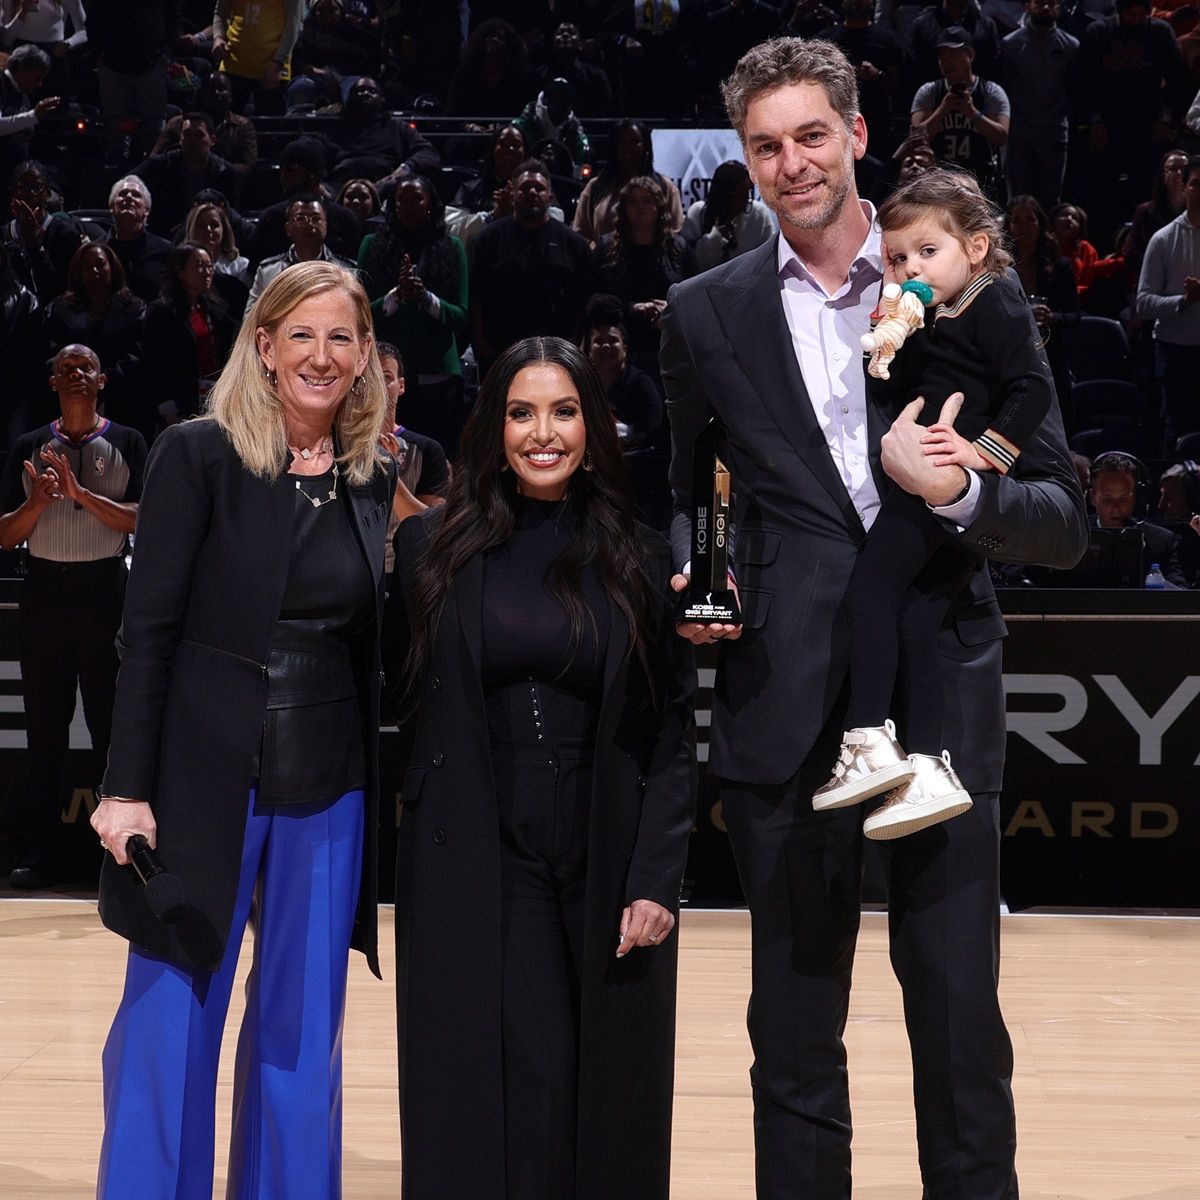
[396,254,427,305]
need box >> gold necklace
[295,461,340,508]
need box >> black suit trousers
[720,718,1017,1200]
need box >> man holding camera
[910,26,1010,198]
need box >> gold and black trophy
[676,419,741,625]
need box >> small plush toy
[861,280,934,380]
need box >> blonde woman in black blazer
[90,262,396,1200]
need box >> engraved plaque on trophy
[676,419,742,625]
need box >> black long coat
[390,509,697,1200]
[98,419,396,975]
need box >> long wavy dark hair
[702,160,752,234]
[1006,194,1060,277]
[160,240,229,317]
[402,337,660,704]
[605,175,682,270]
[363,174,460,298]
[590,119,668,204]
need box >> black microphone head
[143,872,189,924]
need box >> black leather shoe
[9,864,56,890]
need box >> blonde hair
[184,202,238,262]
[206,261,387,485]
[878,167,1012,275]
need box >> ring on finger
[648,933,659,943]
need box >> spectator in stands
[141,240,240,427]
[781,0,842,38]
[573,119,684,246]
[183,199,252,312]
[3,160,85,301]
[446,123,570,249]
[1126,149,1189,284]
[150,72,259,185]
[818,0,906,160]
[212,0,304,117]
[246,197,354,315]
[583,0,700,119]
[0,0,87,103]
[907,0,1003,89]
[680,160,777,271]
[86,0,178,165]
[335,176,384,234]
[1000,0,1078,212]
[446,18,533,120]
[910,26,1009,198]
[0,344,146,890]
[594,174,699,381]
[1007,192,1079,420]
[452,123,529,215]
[286,0,379,111]
[248,138,363,267]
[513,76,591,177]
[0,44,59,193]
[99,175,172,304]
[133,112,241,237]
[376,339,449,572]
[326,74,441,188]
[699,1,787,121]
[41,242,145,429]
[584,297,663,451]
[1078,0,1191,246]
[1136,154,1200,450]
[535,22,614,116]
[469,158,595,378]
[0,236,40,448]
[358,175,468,454]
[1050,201,1100,290]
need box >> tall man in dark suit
[659,38,1087,1200]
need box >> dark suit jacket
[390,510,696,1200]
[98,419,397,974]
[659,235,1089,792]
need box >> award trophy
[676,419,741,625]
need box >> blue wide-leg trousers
[96,789,365,1200]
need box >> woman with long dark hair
[572,119,683,246]
[357,173,468,454]
[452,123,528,215]
[1125,149,1190,284]
[680,159,776,271]
[1007,193,1079,425]
[594,174,698,380]
[41,242,146,428]
[141,240,241,434]
[444,17,532,119]
[388,336,696,1200]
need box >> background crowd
[2,0,1199,574]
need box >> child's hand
[921,423,991,471]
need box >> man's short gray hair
[721,38,860,142]
[108,175,153,211]
[8,43,52,74]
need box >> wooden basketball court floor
[1,900,1196,1199]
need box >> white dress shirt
[776,202,981,531]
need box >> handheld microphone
[126,835,189,925]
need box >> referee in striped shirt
[0,345,146,890]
